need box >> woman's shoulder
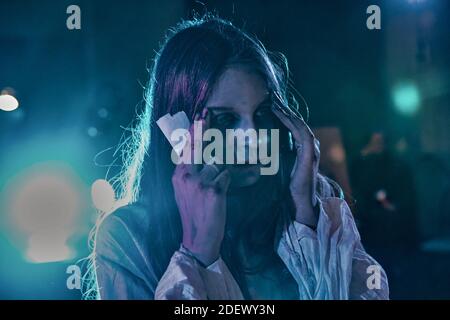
[94,198,161,293]
[94,199,152,265]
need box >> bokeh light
[4,162,83,263]
[0,94,19,112]
[91,179,116,213]
[87,126,98,137]
[98,108,109,119]
[392,82,421,116]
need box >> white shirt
[95,195,389,300]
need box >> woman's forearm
[276,196,389,300]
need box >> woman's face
[205,67,276,188]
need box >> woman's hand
[172,118,231,267]
[272,106,321,228]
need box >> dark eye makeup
[207,98,275,129]
[255,104,272,117]
[210,112,238,127]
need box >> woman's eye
[255,106,276,122]
[212,113,237,127]
[255,105,277,128]
[255,106,272,118]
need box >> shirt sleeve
[276,196,389,300]
[154,245,244,300]
[94,213,158,300]
[95,254,154,300]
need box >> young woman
[88,15,389,300]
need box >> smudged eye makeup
[210,112,239,128]
[254,104,277,128]
[207,99,276,130]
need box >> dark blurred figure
[350,132,419,253]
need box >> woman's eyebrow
[206,96,271,112]
[206,106,234,113]
[255,96,272,109]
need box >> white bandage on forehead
[156,111,190,156]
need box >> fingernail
[201,108,208,119]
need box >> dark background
[0,0,449,299]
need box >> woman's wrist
[294,200,319,229]
[179,243,220,268]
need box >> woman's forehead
[206,68,269,112]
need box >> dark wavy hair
[82,14,343,300]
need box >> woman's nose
[235,117,273,160]
[232,117,259,163]
[238,116,256,131]
[238,117,257,145]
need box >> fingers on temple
[272,106,315,150]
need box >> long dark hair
[83,14,343,299]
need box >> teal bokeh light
[5,162,83,263]
[0,133,95,264]
[392,82,421,116]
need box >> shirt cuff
[179,244,221,269]
[292,220,318,239]
[176,244,242,299]
[292,196,324,240]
